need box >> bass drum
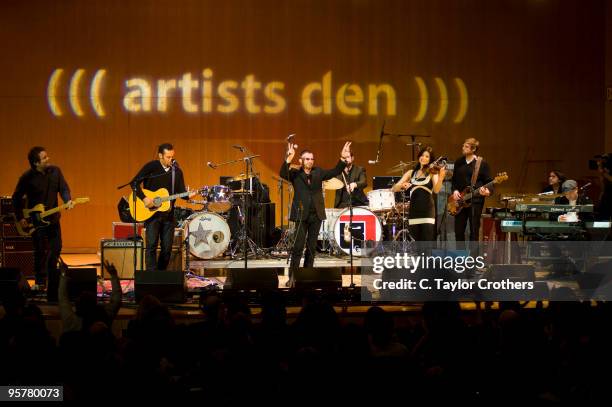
[333,207,383,256]
[367,189,395,212]
[184,212,231,259]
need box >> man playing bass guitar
[450,138,494,248]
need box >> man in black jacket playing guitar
[451,138,494,248]
[281,141,351,279]
[132,143,195,271]
[12,146,73,289]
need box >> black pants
[409,223,435,242]
[32,222,62,285]
[145,212,176,271]
[289,210,322,275]
[454,202,484,249]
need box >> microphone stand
[397,134,432,162]
[342,172,356,288]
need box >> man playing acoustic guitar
[132,143,196,271]
[12,146,74,289]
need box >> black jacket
[12,166,72,223]
[280,160,346,221]
[334,165,368,208]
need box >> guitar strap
[171,165,176,195]
[470,156,483,188]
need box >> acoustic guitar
[128,188,200,222]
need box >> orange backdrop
[0,0,605,249]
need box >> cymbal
[228,173,259,182]
[387,161,415,174]
[323,178,344,190]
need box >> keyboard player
[553,179,592,222]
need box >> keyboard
[514,203,594,213]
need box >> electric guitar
[15,197,90,236]
[447,172,508,216]
[128,188,201,222]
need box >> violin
[423,156,448,174]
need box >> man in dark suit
[280,141,351,277]
[334,150,368,208]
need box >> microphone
[287,133,296,141]
[405,142,422,147]
[579,182,592,191]
[207,161,216,169]
[232,145,245,151]
[368,160,377,164]
[170,159,179,168]
[538,191,554,196]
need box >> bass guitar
[447,172,508,216]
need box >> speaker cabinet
[1,238,34,277]
[225,267,280,290]
[135,270,185,303]
[487,264,535,281]
[100,239,143,279]
[293,267,342,289]
[47,265,98,303]
[0,267,24,302]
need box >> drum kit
[178,184,236,260]
[179,150,267,261]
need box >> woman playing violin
[391,146,446,241]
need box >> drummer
[391,146,445,241]
[334,149,368,208]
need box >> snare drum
[367,189,395,212]
[206,185,233,213]
[333,207,382,256]
[184,212,231,259]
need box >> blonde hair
[464,138,479,152]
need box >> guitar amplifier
[100,239,143,279]
[112,222,144,240]
[2,222,21,239]
[0,196,14,216]
[1,238,34,277]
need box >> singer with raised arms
[131,143,196,271]
[281,139,352,282]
